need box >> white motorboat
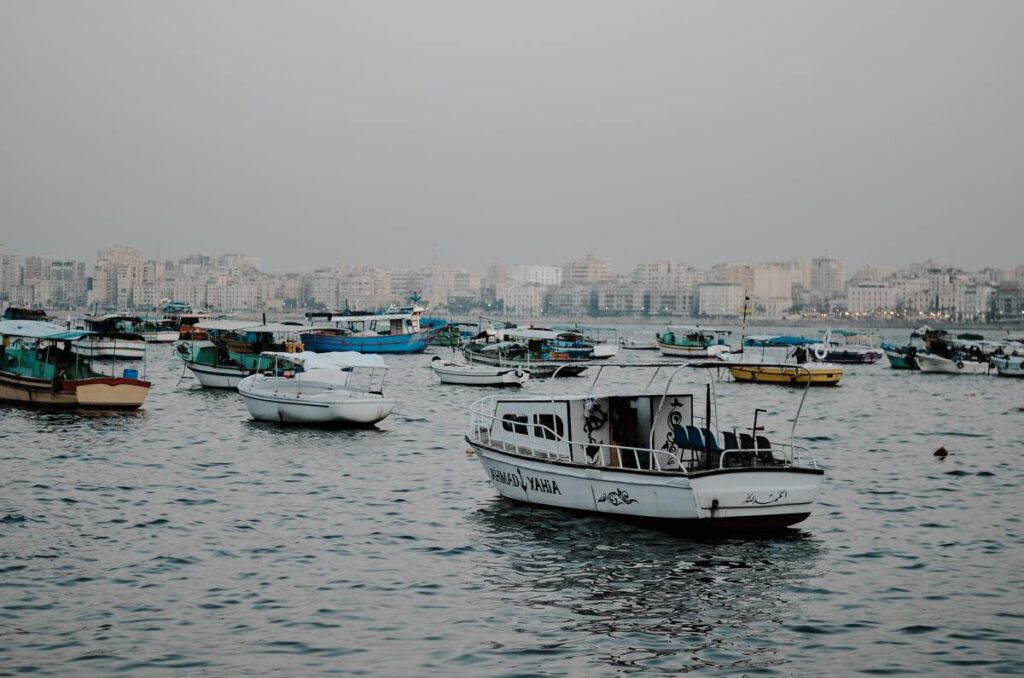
[466,362,824,531]
[238,351,395,425]
[915,353,991,375]
[431,356,529,386]
[991,354,1024,378]
[619,337,658,351]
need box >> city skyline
[2,242,1020,323]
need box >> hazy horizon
[2,1,1022,273]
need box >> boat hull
[432,363,529,386]
[184,361,251,389]
[142,331,180,343]
[463,349,588,378]
[657,340,729,358]
[728,364,842,386]
[0,372,150,409]
[992,356,1024,377]
[884,349,919,370]
[471,442,822,529]
[590,342,619,360]
[915,354,990,374]
[619,340,658,351]
[299,329,438,354]
[237,374,395,425]
[818,349,883,364]
[72,338,146,360]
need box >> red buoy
[934,446,949,458]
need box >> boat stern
[688,468,823,528]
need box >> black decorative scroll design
[743,490,788,505]
[583,399,607,463]
[597,489,639,506]
[661,398,685,453]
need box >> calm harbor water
[1,328,1022,675]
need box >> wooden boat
[0,320,150,410]
[463,327,592,378]
[656,326,731,358]
[431,356,529,386]
[71,314,148,360]
[137,318,180,343]
[238,351,395,425]
[466,362,824,531]
[301,301,442,354]
[726,362,843,386]
[177,320,304,389]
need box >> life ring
[813,344,828,361]
[956,360,964,369]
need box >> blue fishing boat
[301,303,442,354]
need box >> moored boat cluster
[3,300,1022,533]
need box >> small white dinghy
[431,356,530,387]
[238,351,395,425]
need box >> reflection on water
[470,499,824,674]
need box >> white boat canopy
[0,320,91,340]
[259,350,388,369]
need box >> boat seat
[722,431,739,451]
[671,424,706,451]
[686,425,706,451]
[701,428,723,469]
[738,433,758,466]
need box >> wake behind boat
[466,362,824,531]
[238,351,395,425]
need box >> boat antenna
[738,294,750,354]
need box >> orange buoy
[934,446,949,458]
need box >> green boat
[176,321,304,388]
[0,319,150,409]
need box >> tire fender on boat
[514,369,524,378]
[956,361,964,369]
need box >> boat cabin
[472,390,794,474]
[305,308,424,337]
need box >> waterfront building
[697,283,745,318]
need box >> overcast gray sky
[1,1,1021,273]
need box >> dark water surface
[2,333,1023,675]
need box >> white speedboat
[238,351,395,425]
[431,356,529,386]
[991,354,1024,378]
[466,362,824,531]
[915,353,991,375]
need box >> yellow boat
[727,364,842,386]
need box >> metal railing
[467,395,818,474]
